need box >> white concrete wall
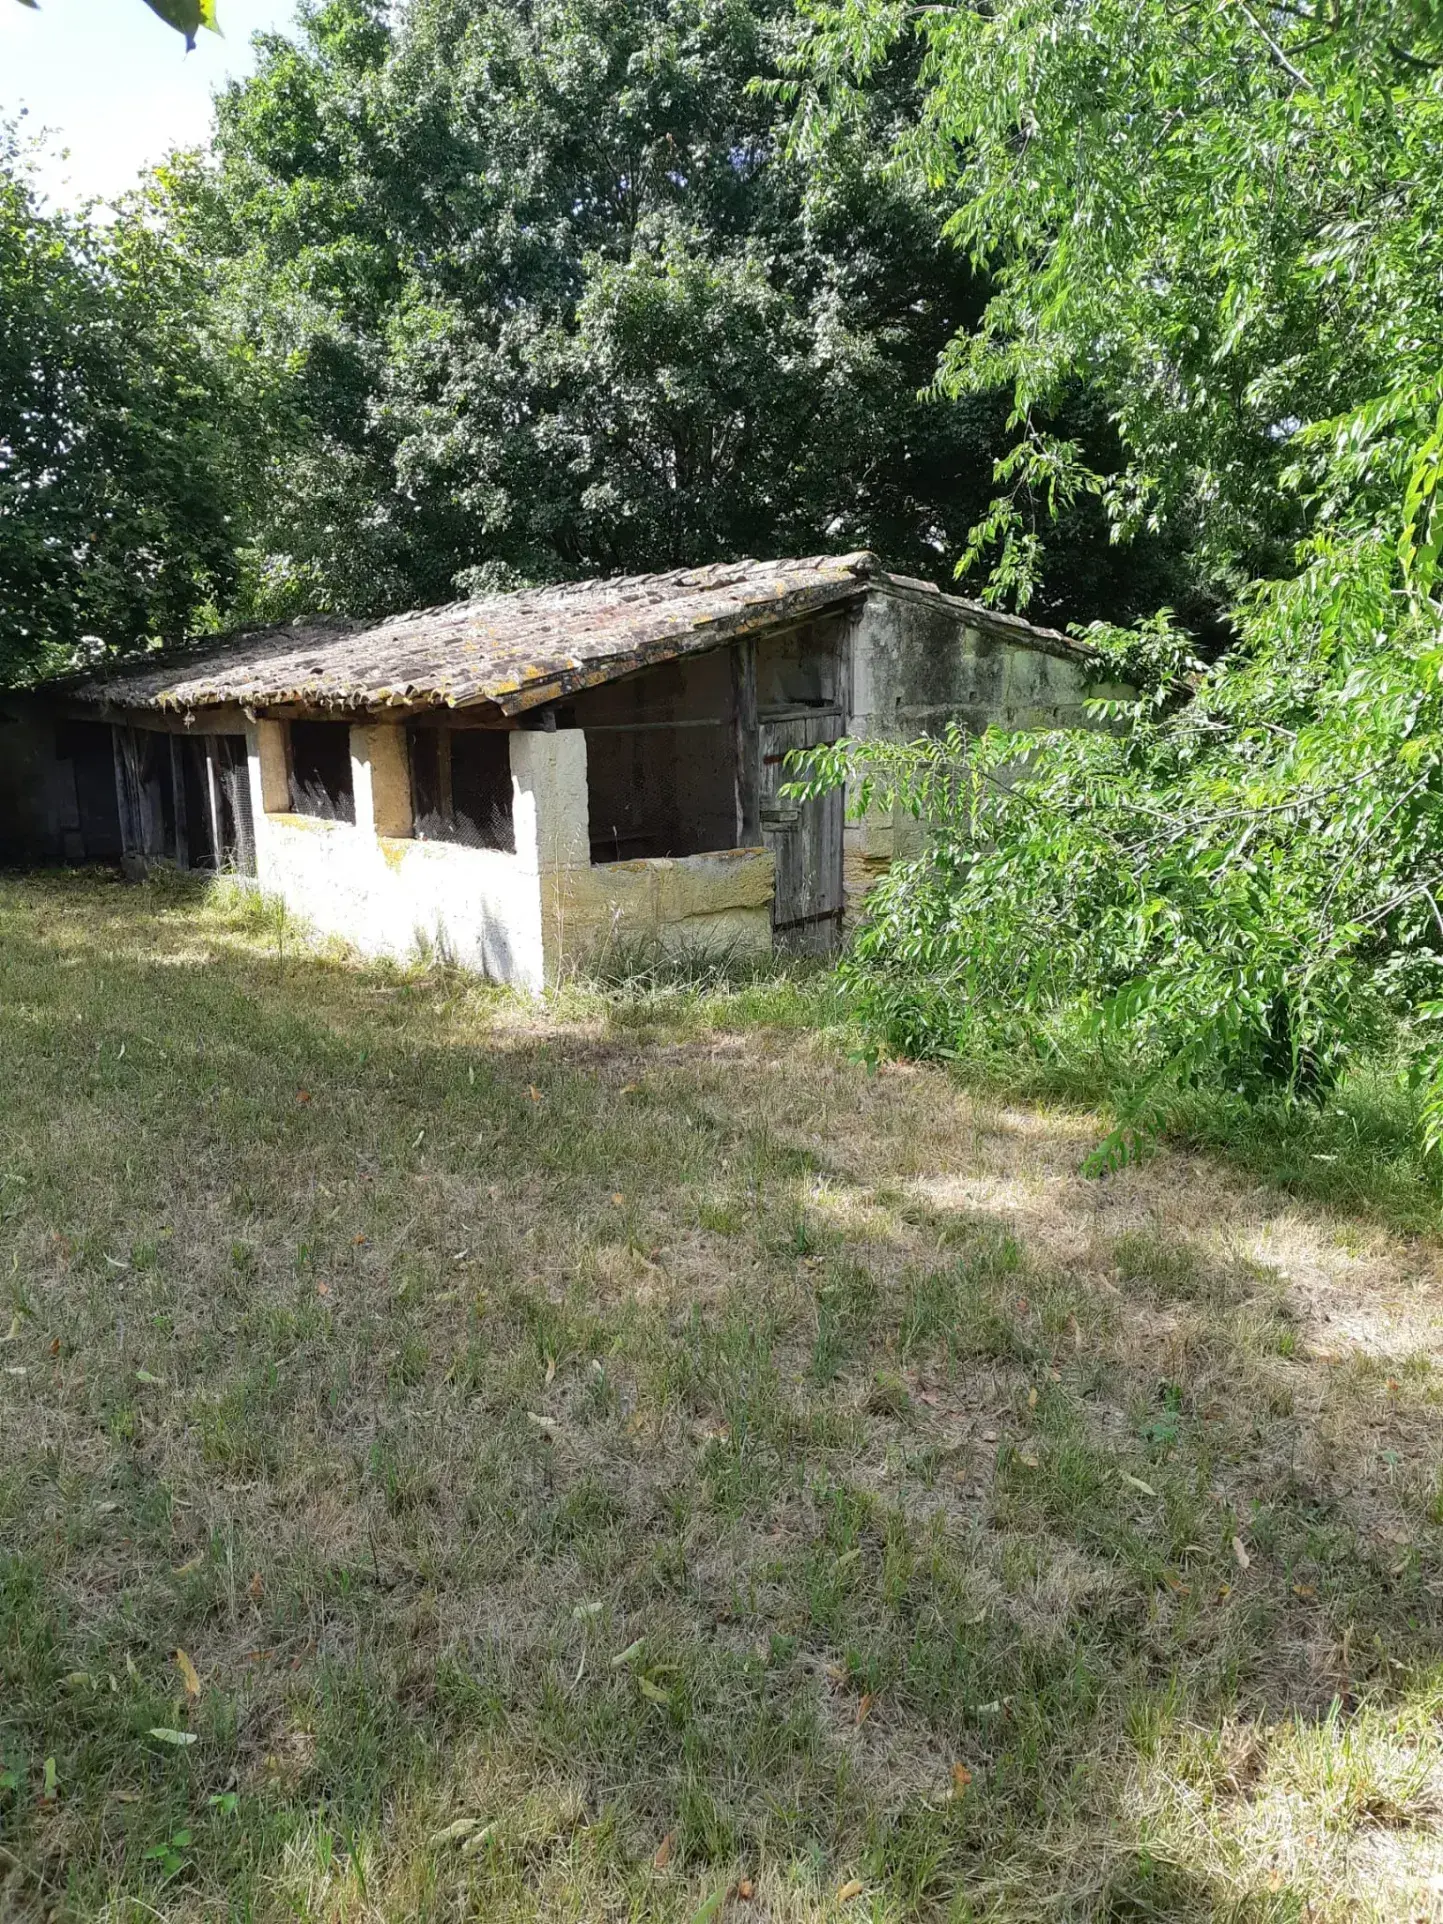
[243,719,774,989]
[245,720,548,988]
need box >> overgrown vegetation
[785,0,1443,1155]
[2,873,1443,1920]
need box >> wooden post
[732,637,760,847]
[169,736,189,869]
[204,739,224,868]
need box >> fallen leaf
[48,1337,60,1357]
[1232,1536,1251,1571]
[621,1082,641,1095]
[545,1354,557,1386]
[611,1192,625,1206]
[950,1762,972,1797]
[1292,1583,1317,1601]
[147,1729,196,1748]
[248,1571,264,1603]
[527,1085,543,1103]
[837,1879,864,1902]
[737,1878,754,1900]
[1016,1452,1039,1469]
[1122,1473,1157,1497]
[855,1691,875,1725]
[135,1368,164,1386]
[431,1816,485,1846]
[42,1756,58,1800]
[352,1234,367,1247]
[2,1314,20,1342]
[688,1893,725,1924]
[316,1281,330,1297]
[296,1089,311,1104]
[638,1676,672,1704]
[173,1555,203,1578]
[460,1823,496,1857]
[653,1829,676,1869]
[611,1639,646,1667]
[1027,1387,1038,1410]
[174,1649,201,1700]
[1267,1869,1284,1893]
[526,1411,557,1432]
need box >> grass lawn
[3,872,1443,1922]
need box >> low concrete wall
[524,726,772,974]
[245,721,547,988]
[544,846,775,973]
[243,720,773,989]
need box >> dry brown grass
[1,871,1442,1922]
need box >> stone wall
[842,584,1119,884]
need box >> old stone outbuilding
[0,553,1101,986]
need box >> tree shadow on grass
[0,873,1440,1921]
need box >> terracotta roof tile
[69,553,879,719]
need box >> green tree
[0,130,243,686]
[786,1,1443,1146]
[170,0,1186,624]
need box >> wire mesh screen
[409,726,515,851]
[216,736,256,875]
[288,721,355,822]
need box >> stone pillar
[509,728,589,874]
[509,728,589,984]
[255,718,290,815]
[351,723,413,839]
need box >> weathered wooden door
[759,707,845,954]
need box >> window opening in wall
[585,719,735,862]
[570,649,739,863]
[409,725,514,851]
[288,720,355,822]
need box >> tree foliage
[167,0,1186,624]
[0,131,243,686]
[787,0,1443,1147]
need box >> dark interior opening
[54,720,122,860]
[288,721,355,822]
[137,731,177,855]
[571,651,738,863]
[409,725,514,851]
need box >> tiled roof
[67,554,874,719]
[65,552,1082,719]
